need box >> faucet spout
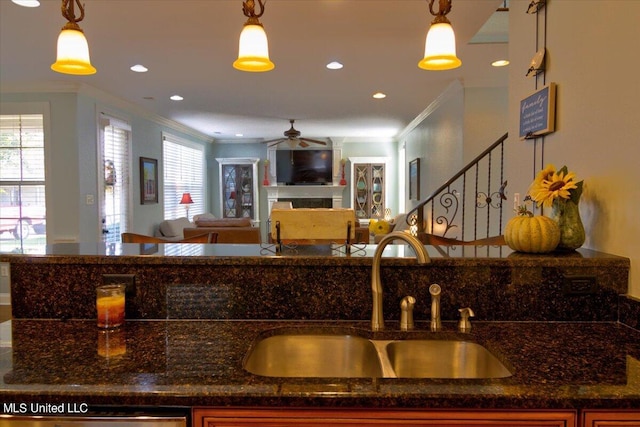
[371,231,431,331]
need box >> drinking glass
[96,283,125,328]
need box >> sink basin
[384,340,512,378]
[244,334,383,378]
[244,333,512,379]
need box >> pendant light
[418,0,462,71]
[233,0,275,72]
[51,0,96,75]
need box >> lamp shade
[418,22,461,71]
[51,28,96,75]
[233,24,274,72]
[179,193,194,205]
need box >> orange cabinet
[582,410,640,427]
[193,408,577,427]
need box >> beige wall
[507,0,640,297]
[401,81,508,239]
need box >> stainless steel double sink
[244,331,512,379]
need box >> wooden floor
[0,305,11,323]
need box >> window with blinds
[162,134,205,220]
[0,113,46,253]
[99,114,131,244]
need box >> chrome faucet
[429,283,442,331]
[371,231,431,331]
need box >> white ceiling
[0,0,508,143]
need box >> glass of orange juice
[96,284,125,328]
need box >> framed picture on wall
[140,157,158,204]
[409,158,420,200]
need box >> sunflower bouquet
[527,164,583,208]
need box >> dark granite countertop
[0,244,630,268]
[1,319,639,410]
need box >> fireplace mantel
[264,184,347,209]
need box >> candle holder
[339,159,347,186]
[263,160,270,186]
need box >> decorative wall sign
[140,157,158,204]
[409,158,420,200]
[519,83,556,139]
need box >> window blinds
[0,113,46,250]
[162,134,205,220]
[99,113,131,243]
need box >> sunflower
[528,164,556,195]
[528,165,582,208]
[369,219,391,235]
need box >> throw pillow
[369,219,391,235]
[193,213,216,222]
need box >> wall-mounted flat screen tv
[276,149,333,185]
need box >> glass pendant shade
[418,22,461,70]
[233,24,274,72]
[51,28,96,75]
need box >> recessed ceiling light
[372,92,387,99]
[11,0,40,7]
[130,64,148,73]
[326,61,343,70]
[491,59,510,67]
[170,95,184,101]
[235,133,243,137]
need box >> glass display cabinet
[216,158,260,221]
[353,163,385,219]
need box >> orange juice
[96,284,125,328]
[97,329,127,357]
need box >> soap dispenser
[458,307,475,333]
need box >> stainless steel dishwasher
[0,407,188,427]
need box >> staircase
[406,133,509,249]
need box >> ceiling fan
[263,119,327,148]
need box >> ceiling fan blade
[300,137,327,146]
[298,140,309,148]
[265,138,286,147]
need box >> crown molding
[1,81,214,143]
[396,79,464,142]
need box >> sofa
[157,215,261,244]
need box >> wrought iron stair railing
[406,132,509,248]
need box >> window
[0,112,47,253]
[162,134,205,220]
[99,114,131,244]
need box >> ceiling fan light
[418,22,461,71]
[233,24,274,72]
[51,27,96,75]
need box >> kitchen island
[1,242,639,421]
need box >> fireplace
[278,198,332,209]
[265,184,346,210]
